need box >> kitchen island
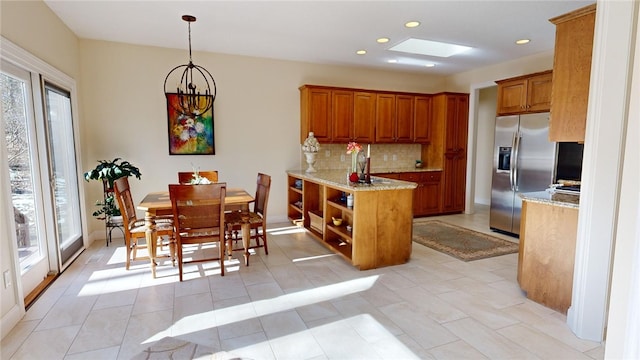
[287,170,417,270]
[518,191,579,313]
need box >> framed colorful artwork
[166,93,215,155]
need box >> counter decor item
[346,142,363,181]
[357,151,367,181]
[302,132,320,173]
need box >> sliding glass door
[1,60,50,294]
[43,83,83,265]
[1,57,84,298]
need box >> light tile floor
[2,205,605,359]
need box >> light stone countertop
[520,191,580,209]
[287,169,418,192]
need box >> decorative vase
[304,152,317,173]
[357,151,367,181]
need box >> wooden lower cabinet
[287,173,414,270]
[378,171,442,217]
[518,200,578,314]
[442,153,466,213]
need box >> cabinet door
[442,154,466,212]
[303,88,332,142]
[332,90,354,142]
[395,95,414,143]
[421,172,442,216]
[526,72,552,113]
[375,93,396,143]
[353,91,376,143]
[549,5,595,142]
[496,79,527,115]
[414,96,432,143]
[444,95,469,153]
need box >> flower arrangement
[346,142,363,174]
[301,132,321,153]
[189,164,212,184]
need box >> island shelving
[286,170,417,270]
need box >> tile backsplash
[301,143,423,172]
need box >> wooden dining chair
[178,171,219,184]
[169,183,227,281]
[227,173,271,255]
[112,177,175,270]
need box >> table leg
[241,223,250,266]
[144,211,157,278]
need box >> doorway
[1,58,84,302]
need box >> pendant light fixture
[164,15,216,117]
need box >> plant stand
[102,179,124,246]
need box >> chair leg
[219,239,225,277]
[262,228,268,255]
[169,236,176,266]
[125,236,132,270]
[132,238,138,264]
[178,243,183,282]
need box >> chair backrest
[253,173,271,218]
[113,177,137,231]
[178,171,219,184]
[169,183,226,241]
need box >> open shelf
[326,224,352,244]
[325,237,352,259]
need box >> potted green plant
[84,158,142,219]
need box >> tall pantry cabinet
[433,93,469,213]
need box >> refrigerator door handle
[509,132,517,191]
[513,131,522,191]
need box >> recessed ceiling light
[377,37,390,44]
[515,39,531,45]
[356,50,367,55]
[405,21,420,28]
[424,63,436,67]
[389,38,472,58]
[387,59,398,63]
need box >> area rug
[413,220,519,261]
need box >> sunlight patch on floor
[145,275,380,343]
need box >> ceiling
[43,0,593,76]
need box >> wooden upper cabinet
[496,70,552,115]
[395,95,414,143]
[353,92,376,143]
[300,86,332,143]
[375,93,414,143]
[300,85,459,146]
[549,4,596,142]
[331,90,354,143]
[442,94,469,153]
[414,96,432,143]
[375,93,396,143]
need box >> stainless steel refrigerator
[489,113,556,236]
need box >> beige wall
[0,0,80,338]
[0,0,79,79]
[444,51,554,93]
[475,86,498,205]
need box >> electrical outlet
[392,154,398,161]
[325,150,331,157]
[3,270,11,288]
[383,154,388,161]
[340,154,345,162]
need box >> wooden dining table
[137,187,257,278]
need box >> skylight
[389,38,472,58]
